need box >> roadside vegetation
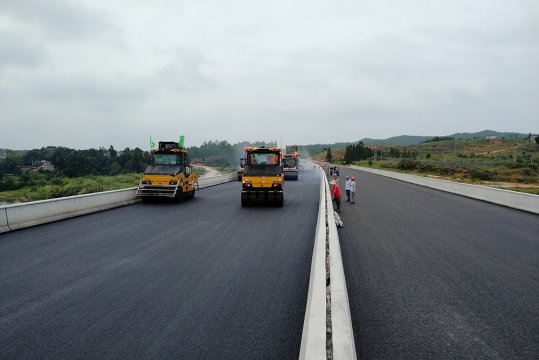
[0,140,274,203]
[315,136,539,194]
[0,173,141,203]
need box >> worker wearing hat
[330,178,342,212]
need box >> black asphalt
[0,170,320,360]
[332,167,539,360]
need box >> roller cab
[241,147,284,207]
[136,141,198,202]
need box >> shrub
[419,163,434,172]
[468,169,494,181]
[398,158,421,170]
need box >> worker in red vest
[330,179,342,212]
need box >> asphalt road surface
[332,167,539,360]
[0,170,320,360]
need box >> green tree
[108,145,118,160]
[326,147,333,162]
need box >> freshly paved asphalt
[332,167,539,359]
[0,170,320,360]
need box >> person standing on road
[350,176,357,204]
[330,179,342,212]
[345,175,351,202]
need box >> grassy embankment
[0,166,210,204]
[0,173,141,204]
[316,138,539,194]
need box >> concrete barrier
[4,188,139,232]
[198,173,237,187]
[300,165,356,360]
[299,169,327,360]
[1,207,9,233]
[324,174,356,360]
[0,174,237,234]
[350,166,539,215]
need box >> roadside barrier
[0,173,237,233]
[350,166,539,215]
[300,165,356,360]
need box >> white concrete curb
[324,171,357,360]
[299,168,327,360]
[349,166,539,215]
[0,174,237,234]
[1,207,9,233]
[300,165,357,360]
[4,188,139,232]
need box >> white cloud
[0,0,537,149]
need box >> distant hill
[358,130,528,146]
[360,135,434,146]
[448,130,528,140]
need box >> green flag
[150,136,156,149]
[178,135,185,148]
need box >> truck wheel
[174,190,184,203]
[241,193,248,207]
[276,194,284,207]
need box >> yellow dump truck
[136,141,198,202]
[241,147,284,207]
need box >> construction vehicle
[237,156,246,181]
[241,147,284,207]
[283,145,300,180]
[282,153,299,180]
[136,141,198,202]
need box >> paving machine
[237,156,246,181]
[136,141,198,202]
[241,147,284,207]
[282,153,299,180]
[283,145,300,180]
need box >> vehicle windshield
[247,152,280,165]
[283,157,297,168]
[153,154,182,165]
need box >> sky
[1,0,538,150]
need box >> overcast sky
[1,0,538,149]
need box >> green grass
[216,166,237,174]
[316,138,539,195]
[192,167,208,176]
[498,187,539,195]
[0,173,141,203]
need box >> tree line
[343,142,374,163]
[0,146,150,178]
[188,140,277,167]
[0,139,280,179]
